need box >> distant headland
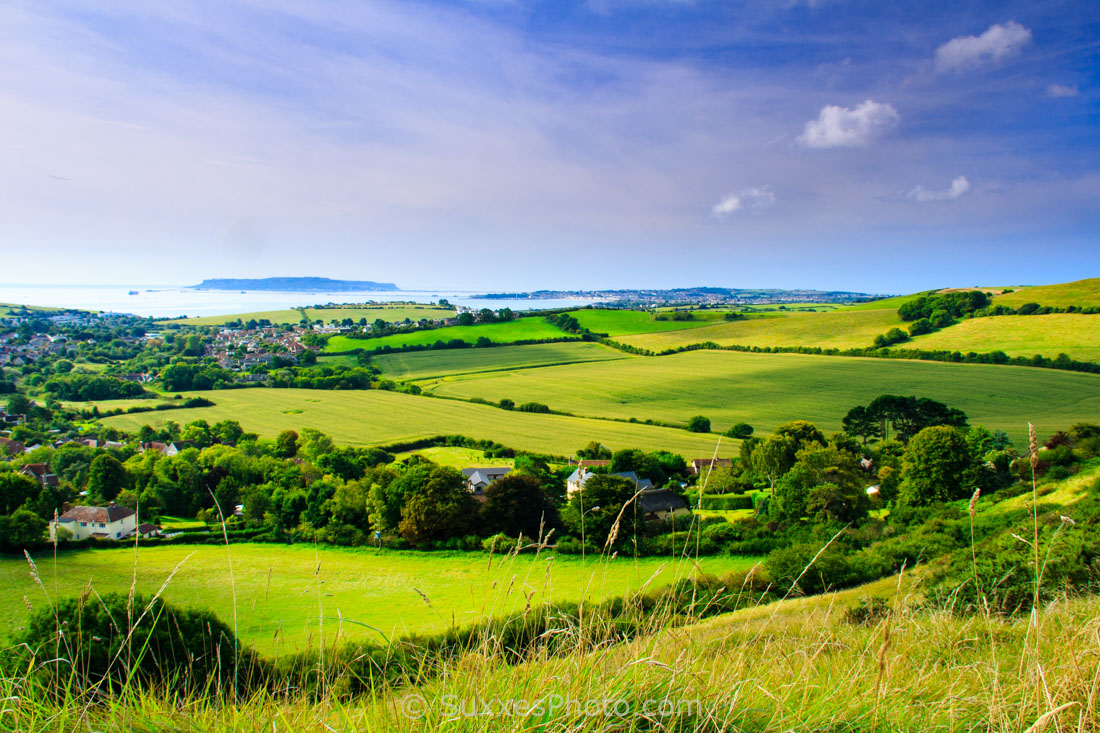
[191,277,399,292]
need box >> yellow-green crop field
[166,304,455,326]
[373,342,634,381]
[568,309,732,335]
[163,309,305,326]
[99,388,730,458]
[992,277,1100,309]
[2,545,756,654]
[421,350,1100,445]
[617,308,902,351]
[909,314,1100,362]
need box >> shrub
[686,415,711,433]
[15,593,265,696]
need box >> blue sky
[1,0,1097,292]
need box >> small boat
[128,290,139,295]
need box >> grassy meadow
[909,313,1100,362]
[992,276,1100,309]
[373,342,634,381]
[99,388,730,458]
[325,317,572,352]
[3,544,756,655]
[392,445,518,469]
[616,308,902,351]
[422,349,1100,444]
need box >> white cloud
[1046,84,1079,98]
[712,187,775,218]
[934,21,1032,73]
[796,100,899,149]
[907,175,971,202]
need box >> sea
[0,285,600,319]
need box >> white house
[566,469,653,496]
[461,467,511,495]
[51,504,137,541]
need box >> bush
[517,402,550,413]
[686,415,711,433]
[15,593,266,696]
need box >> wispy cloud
[1045,84,1079,98]
[934,22,1032,73]
[907,175,970,202]
[797,100,899,149]
[712,187,775,218]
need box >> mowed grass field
[909,314,1100,362]
[568,309,731,336]
[1,545,757,654]
[423,350,1100,445]
[99,388,731,458]
[373,342,634,381]
[992,277,1100,309]
[325,317,571,353]
[615,308,902,351]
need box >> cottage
[637,490,691,522]
[0,436,25,457]
[461,467,511,495]
[51,504,137,541]
[688,458,733,476]
[19,463,59,489]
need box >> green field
[568,309,730,336]
[909,314,1100,362]
[421,350,1100,445]
[99,388,731,458]
[2,545,756,654]
[303,305,456,323]
[373,342,634,381]
[325,316,572,352]
[0,302,64,315]
[992,277,1100,309]
[616,308,902,351]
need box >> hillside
[992,276,1100,309]
[908,313,1100,362]
[420,350,1100,444]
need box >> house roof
[136,523,158,534]
[0,436,25,455]
[690,458,733,469]
[58,504,135,524]
[462,467,511,486]
[577,459,611,468]
[637,490,690,514]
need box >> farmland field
[168,304,455,326]
[616,308,902,351]
[325,317,571,352]
[908,314,1100,362]
[1,545,757,654]
[373,342,633,380]
[99,388,731,458]
[992,277,1100,309]
[422,350,1100,445]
